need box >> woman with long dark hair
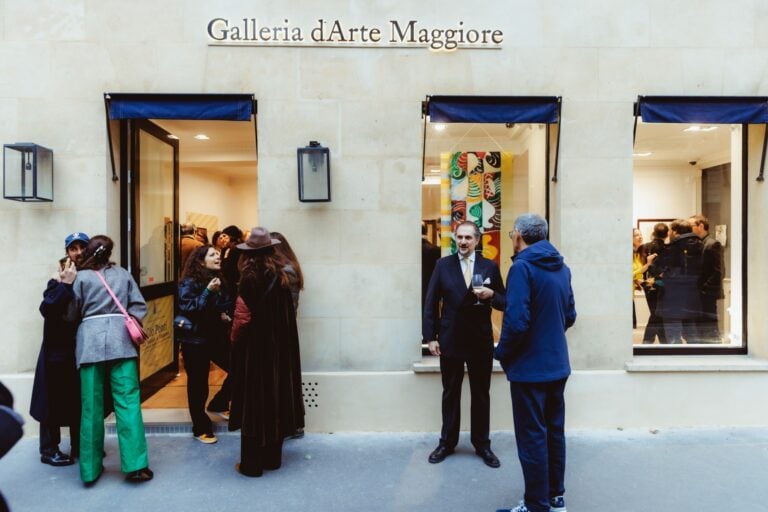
[70,235,152,485]
[177,245,233,443]
[270,231,304,312]
[228,227,304,477]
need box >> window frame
[632,96,755,356]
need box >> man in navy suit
[423,221,506,468]
[494,213,576,512]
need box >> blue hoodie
[494,239,576,383]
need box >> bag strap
[94,270,130,320]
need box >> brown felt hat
[236,227,281,251]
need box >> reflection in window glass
[138,130,175,287]
[422,121,549,340]
[633,121,742,348]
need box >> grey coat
[70,266,147,368]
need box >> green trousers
[79,358,149,483]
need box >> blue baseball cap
[65,232,90,250]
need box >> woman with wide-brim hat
[228,227,305,477]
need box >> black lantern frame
[3,143,54,202]
[297,141,331,202]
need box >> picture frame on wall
[636,218,674,244]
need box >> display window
[420,96,561,351]
[631,96,766,354]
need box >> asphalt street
[1,428,767,512]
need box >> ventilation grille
[107,424,231,435]
[302,381,319,408]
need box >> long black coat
[652,233,704,320]
[228,271,305,444]
[29,280,80,426]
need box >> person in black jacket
[220,225,245,295]
[650,220,704,344]
[423,221,506,468]
[690,214,724,343]
[1,381,25,512]
[641,223,668,344]
[178,245,234,443]
[30,232,89,467]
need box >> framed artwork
[636,218,674,244]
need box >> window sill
[625,355,768,373]
[413,355,505,374]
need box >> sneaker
[209,410,230,421]
[550,496,566,512]
[194,433,218,444]
[496,505,529,512]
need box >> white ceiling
[424,119,732,169]
[633,120,732,167]
[152,116,732,180]
[152,118,257,178]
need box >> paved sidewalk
[1,428,768,512]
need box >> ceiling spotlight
[193,134,210,140]
[433,124,446,132]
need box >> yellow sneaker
[194,433,218,444]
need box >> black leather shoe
[40,451,75,467]
[126,467,154,483]
[428,445,454,464]
[476,447,500,468]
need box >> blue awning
[106,93,255,121]
[638,96,768,124]
[427,96,560,124]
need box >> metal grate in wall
[107,424,231,435]
[302,381,319,409]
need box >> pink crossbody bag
[94,270,148,347]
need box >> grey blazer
[70,266,147,368]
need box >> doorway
[105,94,258,411]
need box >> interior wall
[633,164,701,223]
[179,167,258,235]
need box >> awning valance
[106,93,255,121]
[637,96,768,124]
[426,95,560,124]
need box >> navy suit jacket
[423,252,506,359]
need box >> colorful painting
[440,151,512,265]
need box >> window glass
[422,120,549,342]
[633,121,742,348]
[138,129,175,287]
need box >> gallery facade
[3,1,768,433]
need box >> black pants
[439,352,491,450]
[510,378,568,512]
[182,342,231,436]
[642,291,666,344]
[697,295,721,343]
[39,421,79,458]
[240,436,284,477]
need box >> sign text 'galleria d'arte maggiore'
[207,18,504,51]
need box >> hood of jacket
[512,239,564,271]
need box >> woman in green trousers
[70,235,153,485]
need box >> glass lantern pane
[3,146,23,198]
[300,151,329,201]
[36,147,53,200]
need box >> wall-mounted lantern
[297,141,331,202]
[3,143,53,202]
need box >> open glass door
[129,119,179,393]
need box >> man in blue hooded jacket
[494,213,576,512]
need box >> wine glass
[471,274,484,305]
